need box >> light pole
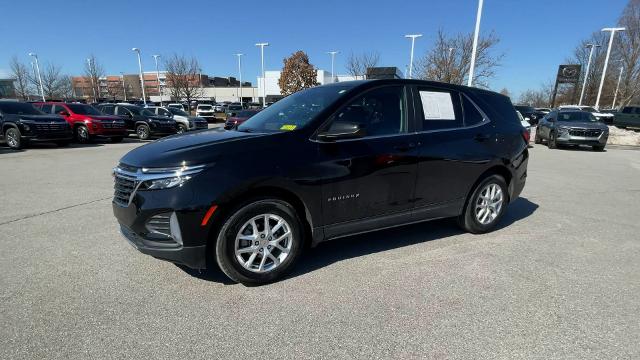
[612,62,624,110]
[132,48,147,106]
[578,43,600,106]
[468,0,484,87]
[256,42,269,107]
[28,52,45,101]
[120,72,127,102]
[447,47,455,82]
[234,53,244,105]
[86,58,97,102]
[595,27,625,109]
[404,34,422,79]
[327,51,339,83]
[152,54,162,106]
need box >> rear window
[478,92,520,125]
[0,102,44,115]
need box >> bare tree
[35,63,67,100]
[164,54,203,111]
[84,54,104,102]
[57,75,75,100]
[105,80,123,101]
[10,56,32,100]
[415,29,503,87]
[499,88,511,97]
[518,80,555,107]
[345,51,380,79]
[278,51,319,96]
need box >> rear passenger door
[115,106,135,129]
[412,86,495,218]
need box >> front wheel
[177,124,188,134]
[76,125,91,143]
[457,175,508,234]
[136,124,150,140]
[215,199,304,285]
[4,127,23,150]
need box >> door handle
[393,142,416,152]
[474,134,490,142]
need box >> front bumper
[23,130,73,142]
[556,131,608,146]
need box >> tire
[534,129,542,144]
[56,140,70,147]
[4,127,23,150]
[177,124,188,134]
[547,131,557,149]
[136,124,150,140]
[75,125,91,144]
[110,136,124,143]
[457,174,508,234]
[592,145,605,152]
[215,198,304,285]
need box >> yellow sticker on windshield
[280,124,297,131]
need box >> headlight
[557,126,570,134]
[139,164,206,190]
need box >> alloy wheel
[234,213,293,273]
[475,183,504,225]
[6,129,19,148]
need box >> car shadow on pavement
[177,197,538,285]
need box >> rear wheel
[4,127,23,150]
[136,124,150,140]
[177,124,188,134]
[215,198,304,285]
[457,175,508,234]
[75,125,91,144]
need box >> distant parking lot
[1,140,639,359]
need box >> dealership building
[257,70,356,103]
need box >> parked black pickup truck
[0,101,73,150]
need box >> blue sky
[0,0,628,98]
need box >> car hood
[19,114,67,123]
[557,121,608,130]
[119,128,268,168]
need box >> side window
[100,105,114,115]
[52,105,66,115]
[159,108,170,117]
[461,94,485,126]
[329,86,406,137]
[116,107,131,116]
[416,88,463,131]
[40,104,53,114]
[622,107,632,114]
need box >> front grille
[33,122,67,132]
[113,172,138,207]
[569,129,602,137]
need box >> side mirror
[317,121,366,142]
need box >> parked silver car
[535,110,609,151]
[146,106,208,133]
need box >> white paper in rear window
[419,91,456,120]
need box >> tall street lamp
[578,43,600,106]
[255,42,269,107]
[132,47,147,106]
[595,27,625,109]
[28,52,45,101]
[120,72,127,102]
[86,58,97,102]
[327,51,339,83]
[468,0,484,87]
[152,54,162,106]
[234,53,244,105]
[612,61,624,110]
[404,34,422,79]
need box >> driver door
[315,85,419,237]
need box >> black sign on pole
[551,64,582,108]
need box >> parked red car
[34,102,127,143]
[224,109,261,130]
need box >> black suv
[0,101,73,150]
[112,80,529,284]
[514,105,545,125]
[96,104,178,140]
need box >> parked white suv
[196,104,216,122]
[558,105,614,124]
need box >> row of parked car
[0,100,213,150]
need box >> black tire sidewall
[215,199,304,284]
[460,175,508,234]
[76,125,90,143]
[137,124,150,140]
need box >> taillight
[522,129,530,144]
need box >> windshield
[198,105,213,110]
[238,85,352,133]
[0,102,44,115]
[167,107,189,116]
[67,104,102,115]
[228,105,243,111]
[558,112,598,122]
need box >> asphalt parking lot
[1,138,639,359]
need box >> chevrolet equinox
[112,80,529,284]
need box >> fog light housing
[170,212,183,246]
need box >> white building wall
[150,86,258,103]
[257,70,358,99]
